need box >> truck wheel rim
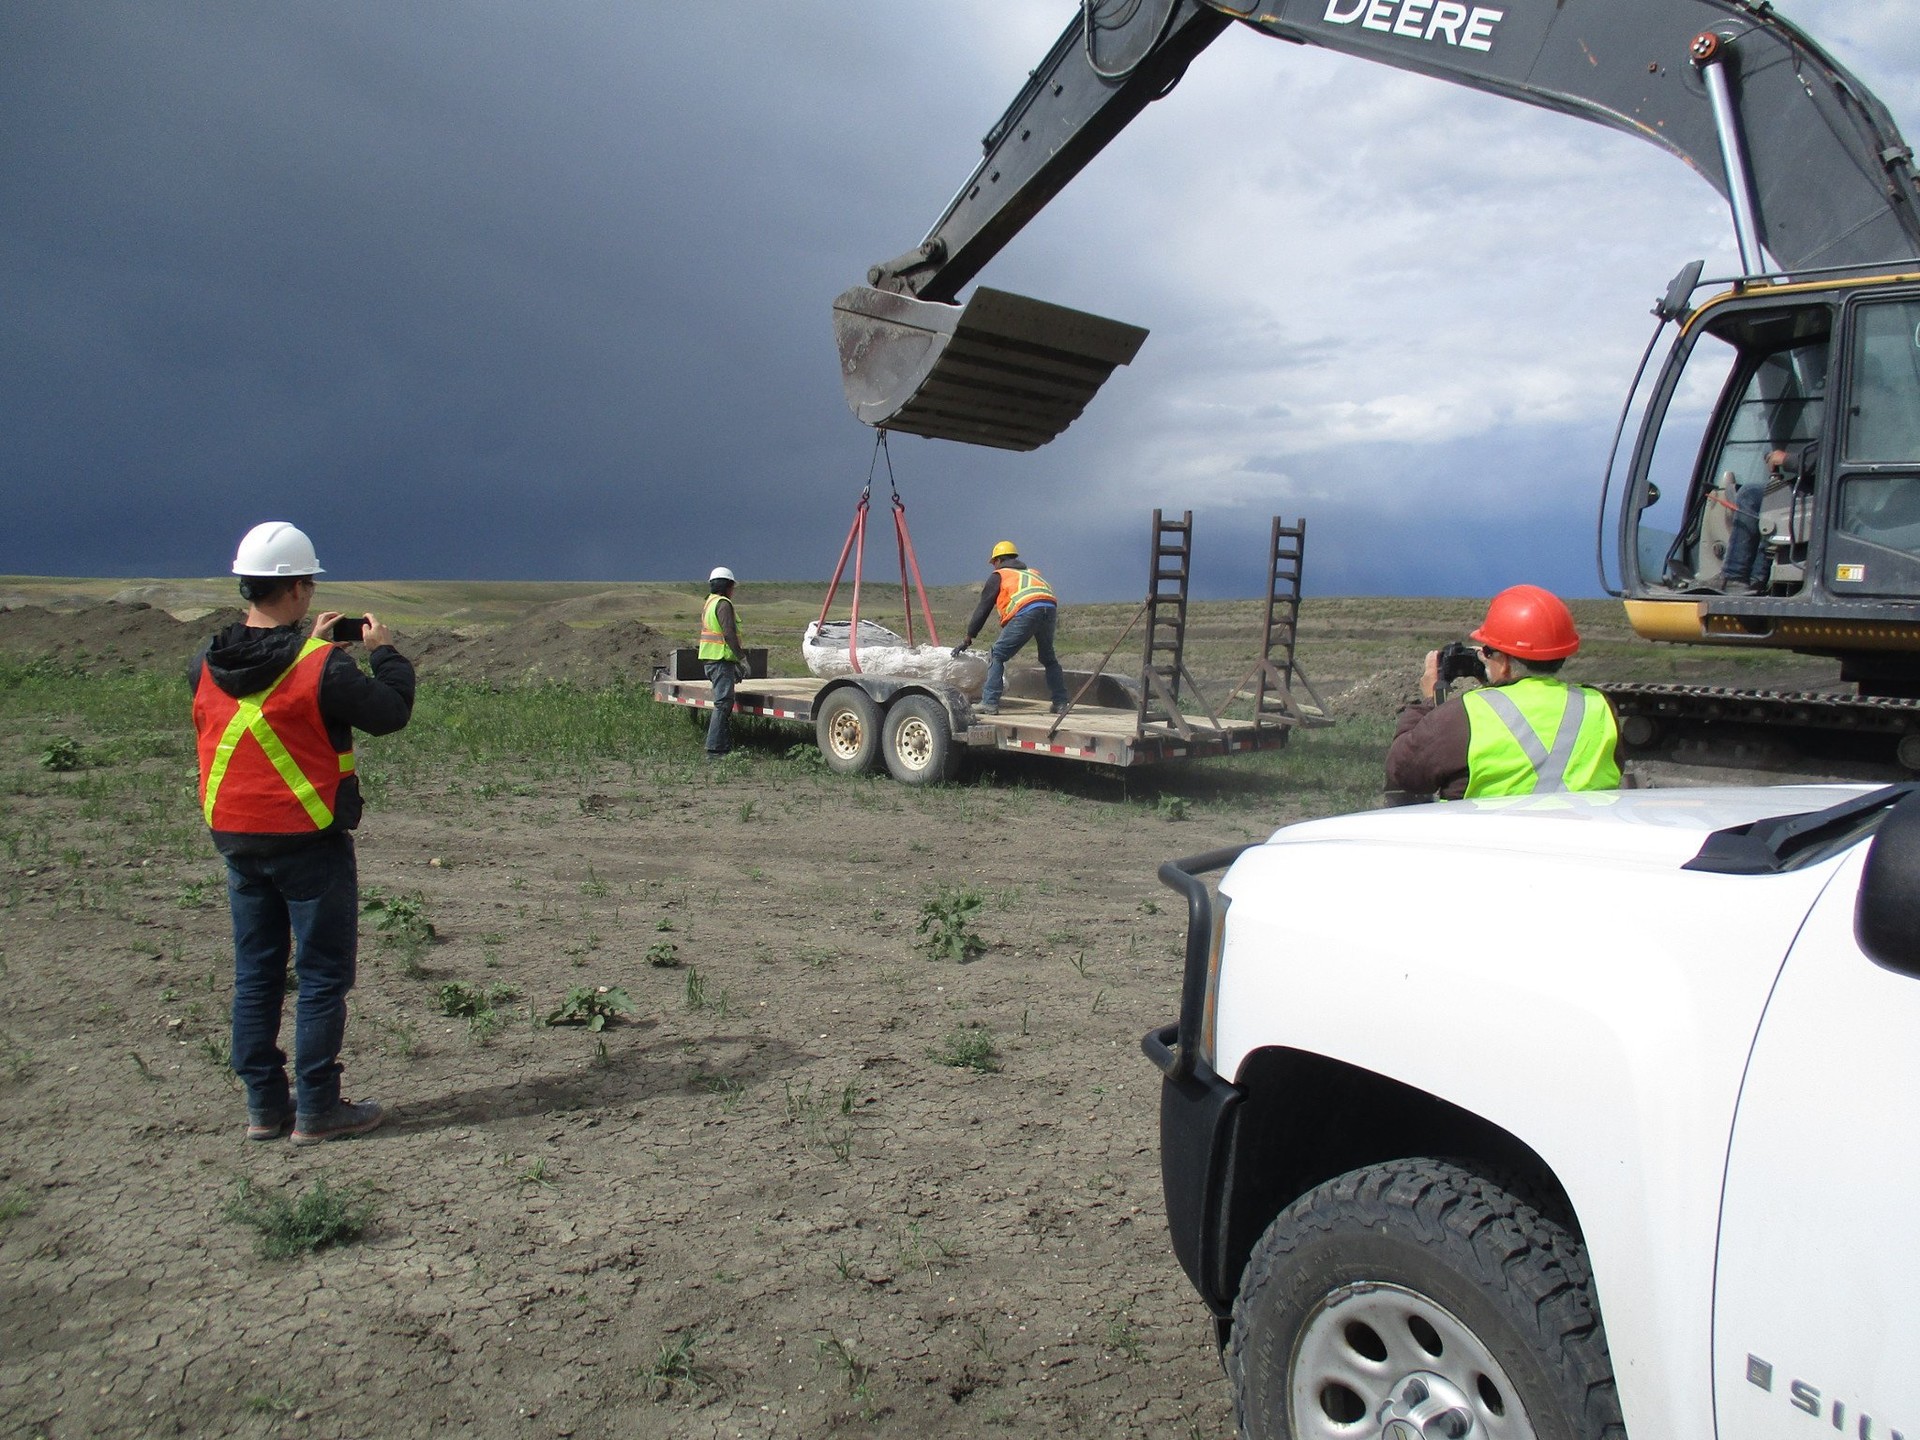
[826,710,866,759]
[1287,1282,1536,1440]
[894,716,934,770]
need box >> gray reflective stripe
[1476,686,1587,793]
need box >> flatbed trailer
[656,512,1328,783]
[652,672,1296,783]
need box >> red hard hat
[1471,584,1580,661]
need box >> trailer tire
[1229,1159,1621,1440]
[882,694,957,785]
[815,687,883,775]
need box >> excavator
[832,0,1920,775]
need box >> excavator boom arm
[838,0,1920,450]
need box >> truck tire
[1229,1159,1623,1440]
[815,686,883,775]
[881,694,956,785]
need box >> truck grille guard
[1142,843,1252,1082]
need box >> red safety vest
[194,637,355,833]
[993,566,1056,625]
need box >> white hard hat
[232,522,324,577]
[709,566,736,583]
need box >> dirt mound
[402,617,673,687]
[525,587,684,623]
[1325,668,1414,720]
[0,603,675,688]
[0,601,242,675]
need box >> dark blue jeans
[985,604,1069,709]
[226,833,358,1118]
[1723,482,1769,588]
[705,659,741,753]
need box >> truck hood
[1252,783,1877,871]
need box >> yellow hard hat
[990,540,1019,562]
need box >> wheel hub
[827,712,865,758]
[896,718,933,768]
[1381,1372,1476,1439]
[1287,1282,1535,1440]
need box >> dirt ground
[0,587,1850,1440]
[0,600,1347,1440]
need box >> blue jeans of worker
[226,833,358,1119]
[1723,482,1768,589]
[705,659,741,753]
[984,603,1069,709]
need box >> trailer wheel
[882,694,956,785]
[815,687,883,775]
[1229,1159,1621,1440]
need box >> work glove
[951,642,971,658]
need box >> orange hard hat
[1471,584,1580,660]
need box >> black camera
[1435,640,1487,688]
[329,615,368,644]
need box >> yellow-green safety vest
[698,594,741,662]
[1462,676,1620,798]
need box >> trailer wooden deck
[651,675,1291,769]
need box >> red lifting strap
[816,434,942,672]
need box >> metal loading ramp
[832,285,1148,452]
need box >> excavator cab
[1615,273,1920,688]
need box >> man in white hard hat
[188,522,415,1145]
[698,566,746,757]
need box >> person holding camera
[1386,584,1619,801]
[189,522,415,1145]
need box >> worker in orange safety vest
[951,540,1070,716]
[189,522,415,1146]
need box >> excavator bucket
[832,285,1148,452]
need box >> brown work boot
[290,1099,385,1146]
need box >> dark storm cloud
[4,2,1915,601]
[1,2,1020,583]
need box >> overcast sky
[4,2,1918,600]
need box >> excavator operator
[1387,584,1621,801]
[952,540,1071,716]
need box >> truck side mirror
[1856,788,1920,976]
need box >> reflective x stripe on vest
[200,638,353,830]
[698,594,740,661]
[994,566,1056,625]
[1462,677,1620,798]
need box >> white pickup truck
[1145,784,1920,1440]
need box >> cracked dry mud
[0,666,1309,1439]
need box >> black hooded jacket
[188,621,416,856]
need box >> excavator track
[1600,682,1920,782]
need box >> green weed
[175,876,219,908]
[544,984,632,1030]
[364,888,436,974]
[0,1188,34,1224]
[1155,793,1190,821]
[244,1387,301,1416]
[916,885,987,963]
[39,736,82,772]
[932,1024,1000,1073]
[642,1329,715,1400]
[682,966,729,1016]
[645,939,680,967]
[225,1177,376,1259]
[438,980,518,1042]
